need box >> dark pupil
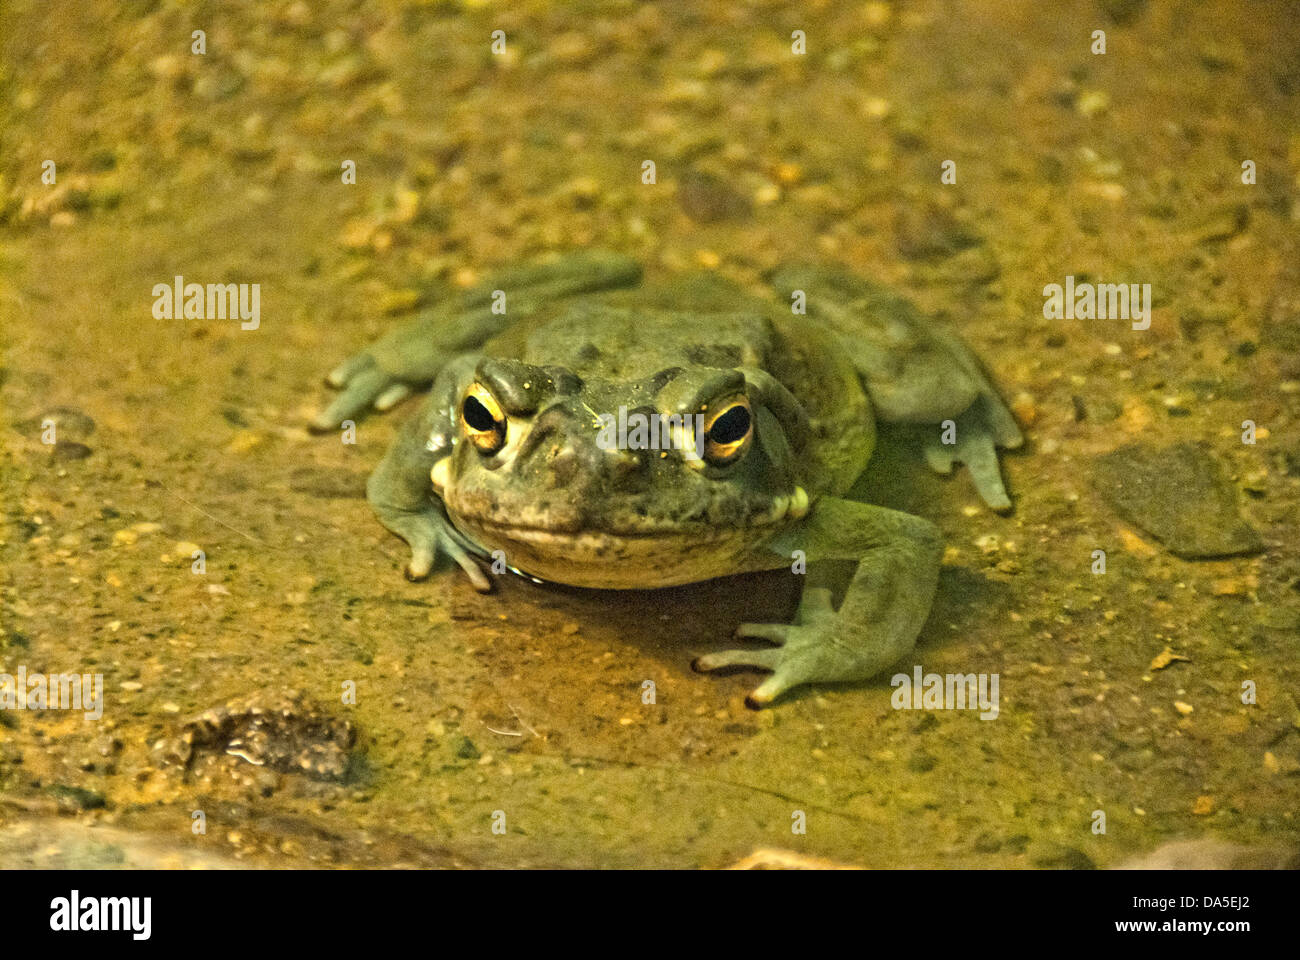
[709,406,750,444]
[463,396,498,432]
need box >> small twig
[157,482,265,546]
[506,702,541,739]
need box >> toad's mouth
[443,486,809,541]
[458,515,758,542]
[447,504,804,590]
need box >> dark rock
[1092,443,1264,558]
[1036,154,1067,185]
[1032,842,1096,870]
[1255,606,1300,631]
[16,406,95,440]
[677,171,751,223]
[160,689,357,782]
[924,245,1001,285]
[894,204,979,261]
[1005,834,1031,854]
[52,441,93,460]
[1098,0,1147,25]
[1075,396,1122,423]
[47,784,107,811]
[1192,202,1250,245]
[1120,839,1300,870]
[907,751,937,773]
[289,468,367,500]
[1199,42,1243,73]
[87,149,117,172]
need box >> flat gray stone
[1092,442,1264,558]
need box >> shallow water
[1,0,1297,868]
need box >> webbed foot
[694,587,844,708]
[694,500,942,708]
[378,503,492,593]
[923,394,1019,511]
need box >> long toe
[313,366,391,430]
[373,382,413,412]
[443,537,493,593]
[964,435,1012,511]
[733,622,792,644]
[404,542,435,581]
[326,352,372,388]
[693,647,782,673]
[795,587,836,623]
[745,672,797,709]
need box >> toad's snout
[516,402,648,495]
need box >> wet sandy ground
[1,0,1298,867]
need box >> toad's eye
[703,396,753,465]
[461,384,506,455]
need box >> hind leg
[768,266,1022,510]
[312,252,642,430]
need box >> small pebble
[226,431,264,455]
[1010,392,1037,427]
[378,289,421,314]
[1076,90,1110,117]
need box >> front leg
[366,362,492,592]
[694,497,942,708]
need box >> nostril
[607,448,647,489]
[549,445,579,485]
[517,420,557,460]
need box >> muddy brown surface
[1,0,1297,868]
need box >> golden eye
[461,384,506,455]
[703,395,753,465]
